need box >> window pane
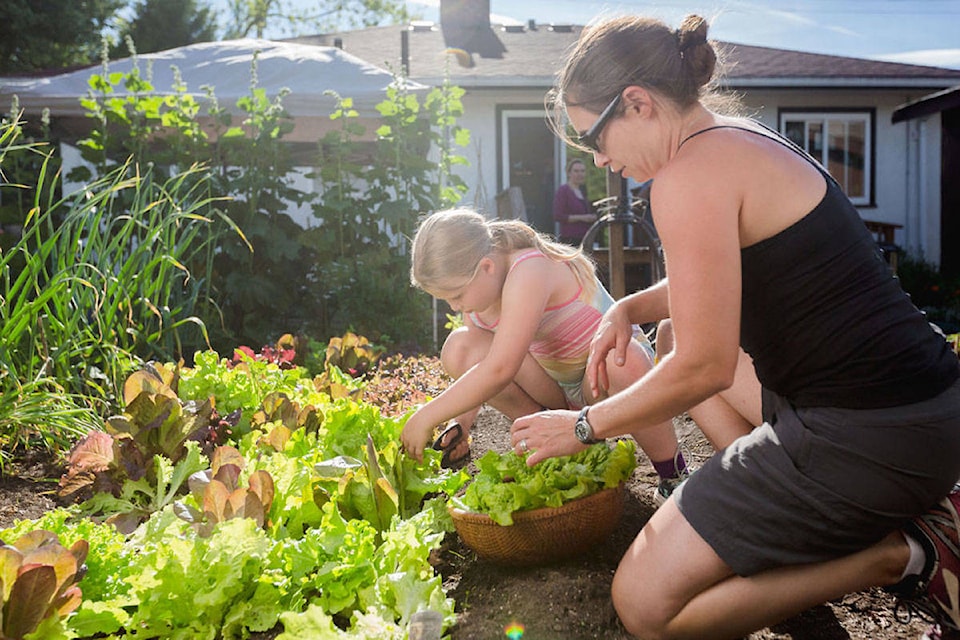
[847,120,865,198]
[809,122,824,160]
[784,121,805,148]
[779,112,870,204]
[828,120,846,190]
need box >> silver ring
[519,439,528,453]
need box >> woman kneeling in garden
[510,13,960,640]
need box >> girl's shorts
[674,378,960,576]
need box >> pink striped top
[468,250,629,407]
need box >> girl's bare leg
[612,500,909,640]
[590,336,682,464]
[656,319,761,450]
[439,326,567,455]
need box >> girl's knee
[655,319,674,358]
[440,326,485,377]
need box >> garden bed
[0,354,931,639]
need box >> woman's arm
[586,277,670,397]
[513,149,746,465]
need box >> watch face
[575,417,593,443]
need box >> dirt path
[439,405,928,640]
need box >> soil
[0,354,931,640]
[438,406,929,640]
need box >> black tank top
[682,124,959,409]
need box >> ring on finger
[519,438,529,453]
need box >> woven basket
[449,484,625,566]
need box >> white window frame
[779,110,873,206]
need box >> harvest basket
[449,484,625,566]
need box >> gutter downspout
[919,118,929,263]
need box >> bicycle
[580,178,665,289]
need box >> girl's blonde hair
[411,208,597,299]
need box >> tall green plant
[0,134,235,409]
[310,83,469,346]
[66,53,470,350]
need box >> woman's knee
[611,570,673,640]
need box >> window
[780,110,873,205]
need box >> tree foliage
[221,0,418,39]
[113,0,218,57]
[0,0,125,73]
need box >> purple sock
[652,451,687,480]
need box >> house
[287,9,960,269]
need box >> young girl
[399,208,688,502]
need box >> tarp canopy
[0,38,426,120]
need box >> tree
[113,0,218,57]
[221,0,418,39]
[0,0,125,74]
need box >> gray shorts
[675,379,960,576]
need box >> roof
[285,22,960,91]
[892,85,960,122]
[1,39,427,119]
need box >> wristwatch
[574,406,602,445]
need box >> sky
[208,0,960,70]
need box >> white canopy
[0,38,426,120]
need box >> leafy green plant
[897,252,960,333]
[325,331,384,378]
[104,365,235,462]
[0,530,88,640]
[178,349,340,436]
[453,440,638,525]
[231,333,299,369]
[176,445,275,537]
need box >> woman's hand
[400,409,434,463]
[511,409,586,467]
[587,301,635,398]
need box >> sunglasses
[577,92,623,153]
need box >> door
[499,108,559,235]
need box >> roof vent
[409,20,436,32]
[501,24,525,33]
[548,24,574,33]
[527,19,537,31]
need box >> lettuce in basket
[450,440,637,525]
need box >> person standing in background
[553,158,597,246]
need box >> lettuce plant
[175,445,275,537]
[453,440,638,525]
[0,530,88,640]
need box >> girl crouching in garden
[400,208,689,503]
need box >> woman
[553,157,597,245]
[510,14,960,640]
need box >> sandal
[431,422,470,469]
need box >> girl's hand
[400,410,434,463]
[511,409,585,467]
[587,302,634,398]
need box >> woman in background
[553,157,597,246]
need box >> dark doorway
[501,111,557,236]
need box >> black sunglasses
[577,92,623,153]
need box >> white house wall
[730,87,942,264]
[451,86,945,264]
